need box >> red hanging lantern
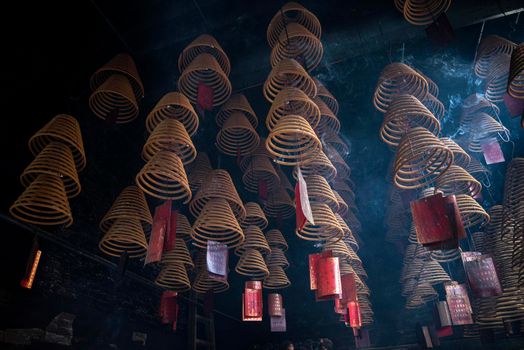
[316,255,342,301]
[268,293,283,317]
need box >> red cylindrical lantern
[268,293,283,317]
[316,256,342,300]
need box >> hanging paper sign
[445,282,473,325]
[160,291,178,326]
[164,209,178,252]
[316,256,342,301]
[435,301,452,328]
[270,309,287,332]
[295,168,314,231]
[145,201,172,265]
[354,328,371,348]
[243,284,263,321]
[340,273,358,303]
[207,241,228,282]
[197,82,214,111]
[308,251,332,290]
[268,293,283,317]
[463,254,502,297]
[348,301,362,328]
[503,92,524,117]
[481,138,505,165]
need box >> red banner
[164,209,178,252]
[160,291,178,330]
[316,256,342,301]
[145,201,172,265]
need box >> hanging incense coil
[296,203,343,241]
[21,142,81,198]
[430,248,462,263]
[334,193,349,217]
[263,58,317,103]
[303,174,339,212]
[235,226,271,256]
[422,94,445,121]
[174,212,193,242]
[406,282,438,309]
[216,112,260,156]
[191,198,244,249]
[435,165,482,197]
[417,71,439,98]
[242,156,280,194]
[418,259,451,285]
[475,35,516,79]
[90,53,144,99]
[266,229,289,251]
[380,94,440,147]
[293,149,337,182]
[10,174,73,227]
[142,119,196,164]
[28,114,86,171]
[89,74,139,124]
[393,127,453,190]
[373,63,429,113]
[266,114,322,166]
[346,210,362,234]
[146,92,199,136]
[351,260,368,279]
[394,0,451,26]
[455,194,490,228]
[99,185,152,233]
[98,217,148,258]
[240,202,269,230]
[193,255,230,293]
[313,97,340,135]
[485,53,512,103]
[333,180,356,204]
[313,77,339,115]
[238,140,273,172]
[440,137,471,168]
[162,238,194,268]
[277,166,295,195]
[466,156,491,185]
[156,262,191,292]
[270,22,323,71]
[460,94,500,131]
[267,2,321,48]
[178,34,231,76]
[216,93,257,128]
[190,169,246,221]
[266,87,321,131]
[187,152,212,192]
[323,131,350,158]
[263,186,295,219]
[266,248,289,269]
[467,113,507,153]
[324,145,350,179]
[323,238,350,260]
[263,266,291,289]
[508,43,524,99]
[177,53,232,107]
[235,249,270,278]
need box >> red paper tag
[197,83,214,111]
[164,209,178,252]
[207,241,228,282]
[437,326,453,338]
[243,285,263,321]
[445,283,473,325]
[340,273,358,303]
[268,293,283,317]
[348,301,362,328]
[481,138,505,165]
[145,201,171,264]
[270,309,287,332]
[504,92,524,117]
[463,254,502,297]
[309,251,332,290]
[295,168,314,231]
[334,298,348,315]
[160,291,178,324]
[316,256,342,300]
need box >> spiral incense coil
[216,112,260,156]
[485,53,512,103]
[190,169,246,221]
[156,262,191,292]
[334,193,349,217]
[187,152,212,192]
[303,174,339,212]
[177,53,232,107]
[333,180,356,203]
[406,282,438,309]
[161,238,194,268]
[192,255,230,293]
[313,77,339,115]
[263,186,295,219]
[191,198,244,249]
[430,249,461,263]
[136,150,191,202]
[408,224,418,244]
[455,194,490,228]
[323,131,350,158]
[417,71,439,98]
[173,213,193,243]
[508,43,524,99]
[418,260,451,285]
[266,229,289,251]
[21,142,81,198]
[292,149,337,182]
[99,186,152,233]
[235,225,271,256]
[266,87,321,131]
[435,165,482,197]
[142,119,196,164]
[263,266,291,289]
[351,260,368,279]
[466,156,491,184]
[178,34,231,76]
[324,146,350,179]
[263,58,317,103]
[460,94,500,131]
[89,74,139,124]
[267,2,321,48]
[373,63,429,113]
[145,92,199,136]
[10,174,73,227]
[265,248,289,269]
[28,114,86,172]
[296,202,343,241]
[216,94,257,128]
[240,202,269,230]
[235,249,270,278]
[475,35,516,79]
[422,94,445,121]
[242,156,280,194]
[266,114,322,166]
[467,113,507,153]
[440,137,471,168]
[395,0,451,26]
[380,94,440,147]
[393,127,453,190]
[313,97,340,135]
[90,53,144,99]
[323,238,350,260]
[98,218,148,258]
[346,210,362,234]
[341,233,359,253]
[503,158,524,215]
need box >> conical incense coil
[174,212,193,242]
[475,35,516,79]
[10,174,73,227]
[156,262,191,292]
[191,198,244,249]
[460,94,499,131]
[266,114,321,166]
[267,2,321,48]
[323,238,350,260]
[346,210,362,234]
[216,93,257,128]
[334,192,349,217]
[265,248,289,269]
[324,145,350,179]
[422,94,445,121]
[296,202,343,241]
[190,169,246,221]
[418,259,451,285]
[263,266,291,289]
[406,282,438,309]
[351,260,368,279]
[503,158,524,216]
[270,22,323,71]
[216,112,260,156]
[313,77,339,115]
[263,58,317,103]
[263,186,295,219]
[323,131,350,158]
[28,114,86,171]
[292,149,337,182]
[21,142,81,198]
[373,63,429,113]
[242,156,280,194]
[455,194,490,228]
[235,225,271,256]
[508,43,524,99]
[142,119,196,164]
[98,217,148,258]
[238,140,273,172]
[303,174,339,212]
[90,53,144,99]
[145,92,199,136]
[435,165,482,197]
[333,180,356,203]
[177,53,232,107]
[395,0,451,26]
[440,137,471,168]
[178,34,231,76]
[485,53,512,103]
[467,113,507,153]
[393,127,453,190]
[235,249,270,279]
[100,185,152,233]
[380,94,440,147]
[193,255,230,293]
[266,87,320,131]
[240,202,269,230]
[416,71,439,98]
[266,229,288,251]
[313,97,340,136]
[466,156,491,184]
[430,248,462,263]
[161,238,194,268]
[136,150,191,202]
[89,74,139,124]
[187,152,212,192]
